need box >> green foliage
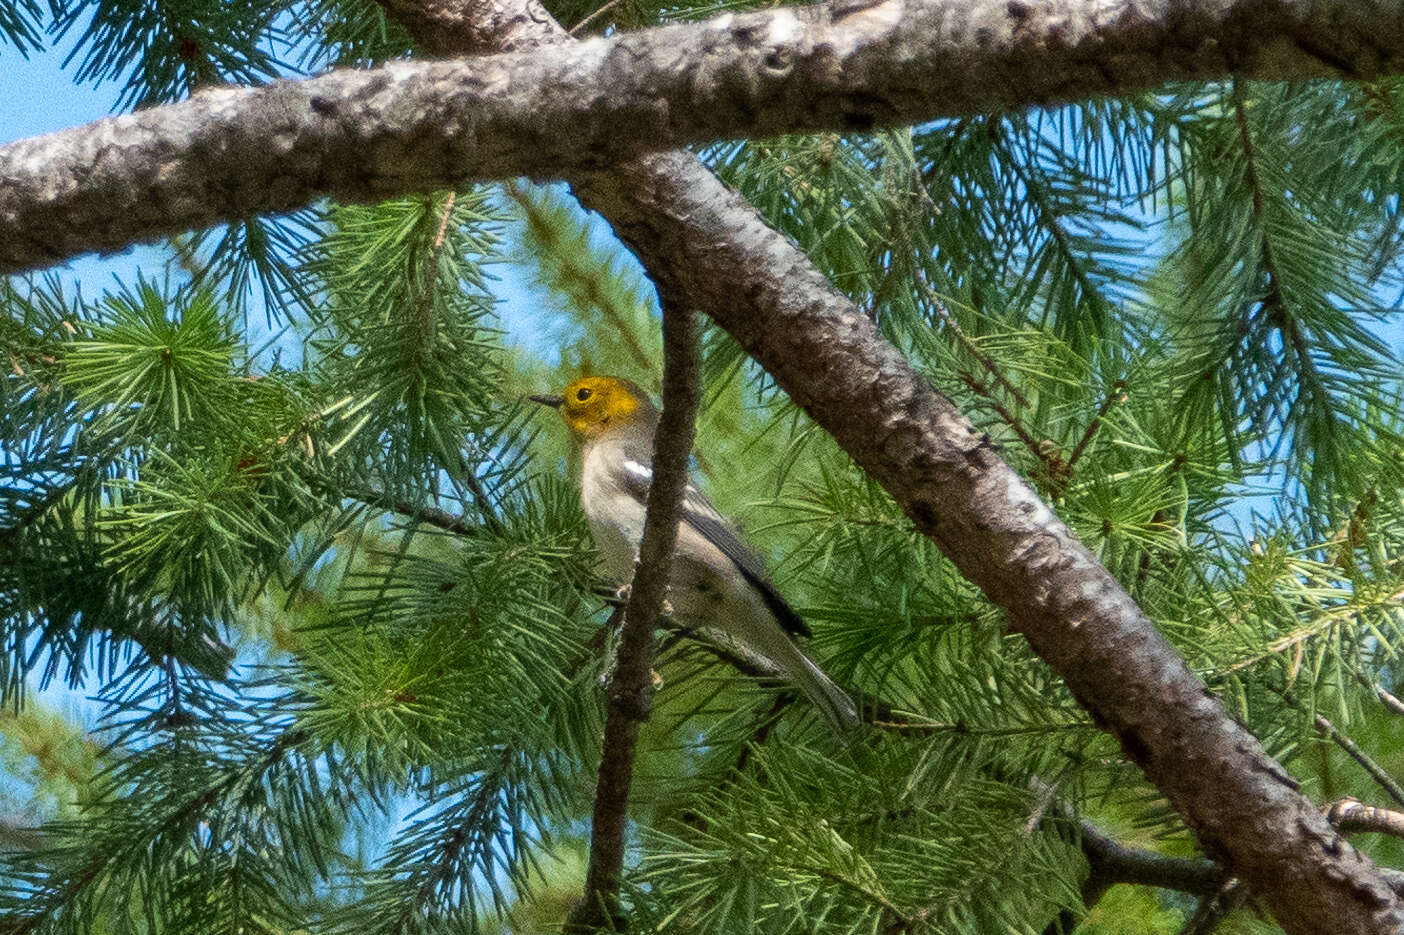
[51,0,285,107]
[509,183,660,381]
[8,6,1404,935]
[0,686,344,934]
[1166,81,1404,504]
[177,210,327,327]
[64,281,238,435]
[0,0,41,54]
[0,704,98,834]
[289,0,412,68]
[636,750,1079,934]
[305,191,506,496]
[1080,886,1186,933]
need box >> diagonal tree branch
[370,2,1404,932]
[337,467,1404,922]
[1314,712,1404,809]
[1170,797,1404,935]
[567,307,699,932]
[6,0,1404,274]
[1374,682,1404,717]
[565,156,1404,934]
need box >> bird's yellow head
[530,375,657,442]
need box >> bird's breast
[581,442,645,581]
[579,441,777,638]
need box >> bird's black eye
[576,387,593,401]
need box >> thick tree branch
[1046,798,1404,935]
[568,308,699,931]
[1171,799,1404,935]
[7,0,1404,273]
[564,154,1404,933]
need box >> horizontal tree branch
[6,0,1404,272]
[1329,798,1404,839]
[342,485,483,536]
[1076,818,1223,898]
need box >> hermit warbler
[531,375,859,730]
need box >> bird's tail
[771,638,860,733]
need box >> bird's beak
[529,393,564,408]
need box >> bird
[531,374,859,731]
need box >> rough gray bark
[372,1,1404,932]
[6,0,1404,273]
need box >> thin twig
[958,371,1063,483]
[920,275,1029,408]
[1377,683,1404,717]
[342,485,482,537]
[406,191,498,538]
[1133,453,1187,595]
[1075,822,1223,897]
[568,0,629,35]
[730,692,791,781]
[415,190,456,338]
[568,307,699,932]
[432,190,456,248]
[1177,878,1248,935]
[922,276,1065,489]
[457,464,505,537]
[1268,688,1404,809]
[1312,712,1404,809]
[1066,379,1127,468]
[1232,80,1329,413]
[1232,84,1286,324]
[504,180,655,373]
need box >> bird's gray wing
[614,455,812,638]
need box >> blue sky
[3,42,158,736]
[3,37,111,141]
[0,31,566,352]
[3,42,172,298]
